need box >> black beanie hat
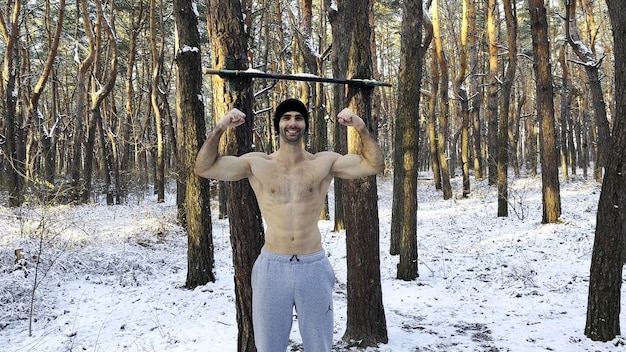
[274,98,309,132]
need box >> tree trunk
[558,44,572,180]
[73,0,97,202]
[174,0,216,289]
[393,0,422,281]
[497,0,517,217]
[81,0,117,204]
[454,0,470,198]
[468,0,484,180]
[428,61,441,190]
[486,0,499,186]
[26,0,65,195]
[585,0,626,341]
[565,0,611,181]
[325,0,350,233]
[528,0,561,224]
[432,0,452,200]
[150,0,165,203]
[298,0,329,220]
[2,0,24,207]
[341,0,388,346]
[206,1,264,350]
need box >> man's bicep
[203,155,251,181]
[331,154,365,179]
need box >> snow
[1,173,626,351]
[180,45,200,53]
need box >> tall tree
[341,0,388,346]
[528,0,561,224]
[565,0,611,181]
[325,0,350,232]
[24,0,65,190]
[72,0,97,202]
[1,0,24,206]
[486,0,499,186]
[468,0,484,180]
[121,0,145,182]
[298,0,330,220]
[432,0,452,200]
[393,0,423,281]
[454,0,471,198]
[497,0,517,217]
[173,0,215,289]
[150,0,166,203]
[585,0,626,341]
[83,0,118,205]
[206,0,264,350]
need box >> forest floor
[1,171,626,351]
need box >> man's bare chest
[251,162,332,203]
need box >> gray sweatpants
[252,247,335,352]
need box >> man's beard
[281,128,304,143]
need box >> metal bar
[205,69,392,87]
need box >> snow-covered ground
[1,173,625,351]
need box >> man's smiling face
[279,111,306,143]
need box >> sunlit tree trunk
[206,0,264,350]
[73,0,97,202]
[454,0,470,197]
[497,0,517,217]
[393,0,423,281]
[299,0,329,220]
[174,0,215,290]
[486,0,499,186]
[585,0,626,342]
[558,44,572,180]
[565,0,611,181]
[1,0,24,207]
[80,0,117,204]
[432,0,452,200]
[150,0,165,203]
[468,0,484,180]
[341,0,388,346]
[528,0,561,224]
[325,0,349,232]
[122,0,144,185]
[24,0,65,192]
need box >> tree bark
[468,0,483,181]
[206,0,264,350]
[325,0,350,233]
[565,0,611,181]
[454,0,471,198]
[1,0,24,207]
[150,0,165,203]
[497,0,517,217]
[432,0,452,200]
[585,0,626,341]
[341,0,388,346]
[174,0,216,290]
[558,44,572,180]
[486,0,499,186]
[528,0,561,224]
[393,0,422,281]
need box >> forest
[2,0,626,350]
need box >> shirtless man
[194,98,384,352]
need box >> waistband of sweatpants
[260,247,326,263]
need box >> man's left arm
[331,108,385,179]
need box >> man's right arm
[194,108,251,181]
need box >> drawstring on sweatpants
[290,254,300,262]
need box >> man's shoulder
[311,151,341,160]
[241,152,272,161]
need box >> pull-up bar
[205,68,392,88]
